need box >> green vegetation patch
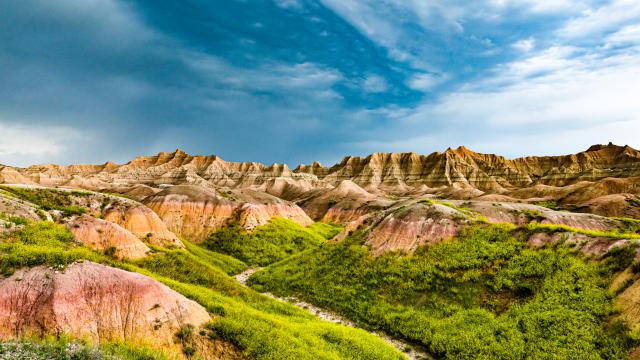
[250,224,635,359]
[0,212,29,226]
[182,239,247,275]
[202,218,326,266]
[627,198,640,208]
[307,222,343,240]
[0,186,87,217]
[614,217,640,234]
[0,221,105,276]
[535,200,560,210]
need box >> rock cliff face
[4,144,639,197]
[298,143,640,191]
[144,185,313,242]
[0,262,210,347]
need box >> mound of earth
[103,204,183,248]
[0,262,210,348]
[67,215,150,259]
[299,180,393,223]
[364,200,476,256]
[144,185,313,241]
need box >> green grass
[524,222,640,240]
[0,219,404,360]
[417,199,480,220]
[0,212,29,226]
[307,222,343,240]
[182,239,247,275]
[614,217,640,234]
[522,209,546,222]
[0,186,87,216]
[0,221,106,276]
[202,218,327,266]
[249,224,635,359]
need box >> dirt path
[235,268,432,360]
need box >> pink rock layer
[67,215,150,259]
[0,262,210,347]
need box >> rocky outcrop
[298,180,392,223]
[454,201,621,231]
[364,201,474,256]
[67,215,150,259]
[297,143,640,191]
[527,232,637,258]
[144,185,313,242]
[0,262,210,348]
[103,204,183,248]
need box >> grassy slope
[0,220,402,360]
[202,218,331,266]
[249,224,636,359]
[0,186,89,216]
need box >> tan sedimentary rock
[103,204,183,248]
[1,144,639,223]
[144,185,313,242]
[298,180,393,223]
[67,215,150,259]
[0,262,210,348]
[3,144,637,197]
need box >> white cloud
[349,41,640,157]
[507,46,578,75]
[0,122,84,166]
[274,0,302,10]
[512,37,536,52]
[407,73,447,92]
[606,23,640,45]
[489,0,594,14]
[560,0,640,39]
[362,75,388,93]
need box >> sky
[1,0,640,167]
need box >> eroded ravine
[235,268,432,360]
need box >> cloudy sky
[1,0,639,167]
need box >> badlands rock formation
[2,143,638,198]
[144,185,313,242]
[2,143,640,250]
[103,203,183,248]
[364,201,472,256]
[0,262,210,347]
[67,215,150,259]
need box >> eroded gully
[234,268,432,360]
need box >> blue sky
[1,0,639,167]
